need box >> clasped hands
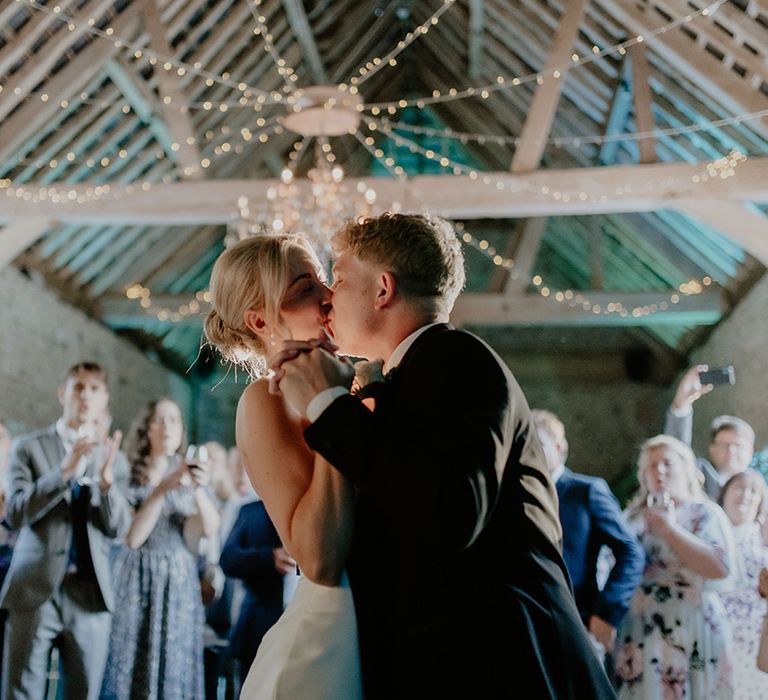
[268,337,356,418]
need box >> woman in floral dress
[101,398,220,699]
[718,470,768,699]
[615,435,736,699]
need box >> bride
[204,233,362,699]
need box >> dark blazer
[306,324,616,699]
[556,468,644,628]
[219,500,284,669]
[0,424,131,613]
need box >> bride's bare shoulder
[238,379,279,421]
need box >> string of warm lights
[246,0,299,94]
[121,213,716,324]
[351,129,408,180]
[452,221,715,319]
[361,0,727,112]
[368,115,749,202]
[348,0,456,87]
[125,284,211,322]
[17,0,283,103]
[374,106,768,149]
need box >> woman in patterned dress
[615,434,736,699]
[101,398,220,699]
[718,470,768,700]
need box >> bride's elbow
[296,556,343,587]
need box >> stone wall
[686,273,768,457]
[0,267,191,439]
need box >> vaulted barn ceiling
[1,0,767,372]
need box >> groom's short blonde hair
[332,213,465,318]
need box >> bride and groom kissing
[204,213,616,699]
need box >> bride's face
[273,253,332,343]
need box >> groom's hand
[276,346,355,418]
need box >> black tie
[68,482,95,576]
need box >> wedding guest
[220,499,289,686]
[531,410,644,659]
[665,365,755,499]
[0,362,130,700]
[0,420,14,693]
[718,470,768,698]
[615,435,735,699]
[101,398,220,699]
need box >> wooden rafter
[3,156,768,224]
[629,43,656,164]
[281,0,327,83]
[99,289,723,328]
[511,0,592,172]
[0,3,145,164]
[468,0,484,80]
[0,0,120,122]
[597,0,768,140]
[141,0,202,179]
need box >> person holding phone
[100,398,220,700]
[615,435,736,699]
[665,365,755,500]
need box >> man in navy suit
[219,499,293,686]
[532,410,644,657]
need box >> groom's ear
[374,271,397,310]
[243,309,267,337]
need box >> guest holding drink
[615,435,736,699]
[718,470,768,698]
[101,398,220,699]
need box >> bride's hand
[268,338,340,395]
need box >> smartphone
[699,365,736,386]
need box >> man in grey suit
[0,362,131,700]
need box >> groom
[273,214,615,698]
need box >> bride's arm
[236,381,355,586]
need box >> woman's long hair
[124,398,187,486]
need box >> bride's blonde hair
[204,233,320,376]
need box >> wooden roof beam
[141,0,202,179]
[0,2,145,164]
[0,0,120,122]
[281,0,327,83]
[511,0,592,173]
[3,156,768,224]
[468,0,484,80]
[676,200,768,268]
[100,289,723,328]
[104,59,187,167]
[629,44,656,164]
[598,54,633,164]
[597,0,768,140]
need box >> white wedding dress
[240,571,363,699]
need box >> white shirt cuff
[307,387,350,423]
[669,405,692,418]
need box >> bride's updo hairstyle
[204,233,320,376]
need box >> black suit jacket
[219,500,284,667]
[556,468,644,628]
[306,325,616,699]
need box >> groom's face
[328,251,379,358]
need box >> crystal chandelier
[228,86,377,265]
